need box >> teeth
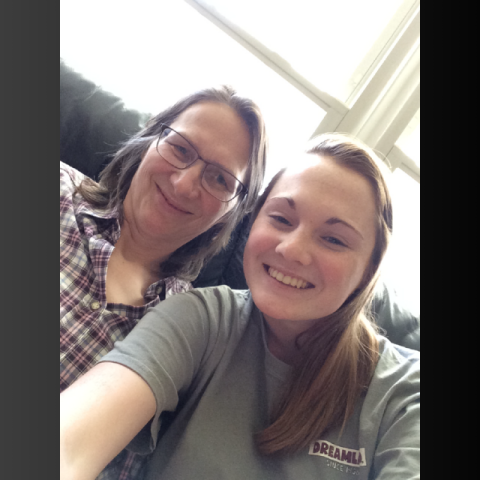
[268,267,309,289]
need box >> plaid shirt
[60,162,191,479]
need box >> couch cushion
[60,59,147,180]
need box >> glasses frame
[155,124,247,203]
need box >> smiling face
[243,154,377,334]
[122,101,251,249]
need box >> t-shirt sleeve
[98,286,250,454]
[370,343,420,479]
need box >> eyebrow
[325,218,364,240]
[270,196,296,209]
[174,130,239,177]
[269,196,364,239]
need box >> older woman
[60,85,267,478]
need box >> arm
[60,287,247,479]
[60,362,156,480]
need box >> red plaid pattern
[60,162,191,479]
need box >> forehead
[171,101,243,135]
[268,154,377,231]
[169,101,251,178]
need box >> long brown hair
[75,85,267,281]
[255,133,393,455]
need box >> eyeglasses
[155,125,247,202]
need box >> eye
[172,143,188,155]
[214,173,228,188]
[270,215,292,226]
[204,166,236,193]
[159,128,171,139]
[323,236,347,247]
[168,142,191,163]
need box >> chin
[254,287,345,323]
[251,291,304,321]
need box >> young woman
[60,133,420,480]
[60,85,267,478]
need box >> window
[195,0,409,104]
[60,0,325,182]
[382,168,420,314]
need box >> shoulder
[60,162,115,223]
[364,336,420,428]
[60,161,89,207]
[143,286,254,343]
[151,286,253,326]
[190,286,252,317]
[104,287,255,387]
[375,336,420,381]
[370,336,420,397]
[60,161,86,191]
[189,285,252,307]
[61,162,82,218]
[165,277,193,297]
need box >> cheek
[140,150,166,176]
[244,223,276,261]
[243,224,278,280]
[129,155,163,200]
[130,157,154,189]
[320,255,366,292]
[140,140,178,176]
[203,198,230,223]
[243,238,260,288]
[194,200,232,237]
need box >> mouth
[156,185,192,215]
[263,264,314,290]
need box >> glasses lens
[157,128,196,167]
[202,164,241,201]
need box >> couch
[59,59,420,351]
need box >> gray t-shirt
[101,286,420,480]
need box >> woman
[60,134,420,479]
[60,85,266,478]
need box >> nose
[275,230,313,266]
[171,161,204,199]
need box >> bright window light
[60,0,325,183]
[199,0,406,102]
[381,168,420,314]
[396,109,420,167]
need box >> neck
[263,315,319,365]
[115,217,174,275]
